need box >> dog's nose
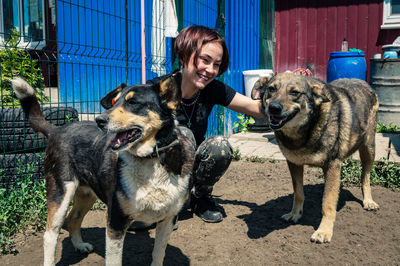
[268,102,283,115]
[95,115,109,129]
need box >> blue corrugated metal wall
[57,0,261,136]
[182,0,218,27]
[181,0,260,137]
[224,0,260,135]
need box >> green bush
[0,161,47,255]
[233,113,255,133]
[340,158,400,191]
[371,159,400,190]
[0,29,46,108]
[376,122,399,133]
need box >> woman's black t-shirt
[147,71,236,145]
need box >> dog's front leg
[105,225,126,266]
[151,216,175,266]
[282,161,304,223]
[105,205,131,266]
[311,159,341,243]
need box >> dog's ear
[100,83,127,109]
[308,79,330,105]
[251,77,270,100]
[158,73,181,110]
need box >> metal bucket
[370,59,400,126]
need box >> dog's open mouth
[269,115,288,129]
[268,110,298,130]
[110,127,142,150]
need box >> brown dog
[252,72,379,243]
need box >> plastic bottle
[341,38,348,51]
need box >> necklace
[181,103,196,128]
[180,92,200,128]
[180,92,200,107]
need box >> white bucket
[243,69,274,97]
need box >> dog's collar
[145,139,180,158]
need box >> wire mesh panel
[58,0,130,118]
[0,0,267,190]
[0,0,61,189]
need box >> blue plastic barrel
[326,51,367,82]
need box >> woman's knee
[197,135,233,163]
[193,136,233,187]
[177,126,196,147]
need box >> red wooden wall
[275,0,400,81]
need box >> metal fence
[0,0,273,189]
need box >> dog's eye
[290,90,301,97]
[268,86,277,93]
[127,98,136,105]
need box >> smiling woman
[130,25,266,225]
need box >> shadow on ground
[57,227,190,265]
[219,184,362,239]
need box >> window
[382,0,400,29]
[0,0,46,48]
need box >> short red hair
[174,25,229,76]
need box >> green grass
[376,122,399,133]
[245,156,266,163]
[0,162,47,255]
[0,161,107,255]
[340,158,400,191]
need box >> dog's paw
[75,242,94,253]
[310,230,332,243]
[281,211,302,223]
[363,200,379,211]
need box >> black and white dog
[12,73,194,266]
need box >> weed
[371,158,400,190]
[340,158,400,190]
[0,160,47,254]
[91,199,107,210]
[246,156,266,163]
[233,114,255,133]
[268,158,276,163]
[376,122,399,133]
[232,148,241,161]
[66,114,72,123]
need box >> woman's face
[182,41,223,90]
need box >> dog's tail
[11,77,55,137]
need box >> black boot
[190,194,224,223]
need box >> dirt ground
[3,160,400,265]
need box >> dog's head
[251,72,330,131]
[96,73,180,156]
